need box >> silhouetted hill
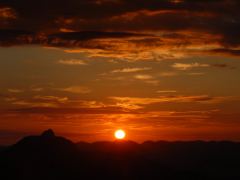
[1,130,240,180]
[0,145,6,152]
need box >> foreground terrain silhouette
[0,129,240,180]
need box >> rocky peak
[41,129,55,138]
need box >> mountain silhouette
[8,129,77,153]
[1,130,240,180]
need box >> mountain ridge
[1,129,240,180]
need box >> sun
[114,129,126,140]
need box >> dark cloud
[49,31,147,41]
[0,29,34,46]
[210,48,240,56]
[0,29,149,47]
[211,63,229,68]
[0,0,239,54]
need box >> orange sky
[0,0,240,144]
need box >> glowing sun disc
[114,129,126,139]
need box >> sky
[0,0,240,144]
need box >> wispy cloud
[58,86,91,94]
[133,74,159,86]
[133,74,159,85]
[12,100,58,108]
[159,72,178,77]
[58,59,87,65]
[111,67,151,73]
[9,95,69,108]
[172,63,210,70]
[134,74,153,80]
[4,97,17,102]
[31,87,44,92]
[188,72,205,76]
[7,88,24,93]
[157,90,177,93]
[110,95,238,110]
[33,95,69,103]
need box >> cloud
[171,63,210,70]
[0,29,34,46]
[31,87,44,92]
[171,62,233,71]
[4,97,17,102]
[157,90,177,93]
[6,94,235,114]
[75,100,106,109]
[159,72,178,77]
[134,74,153,80]
[210,63,234,69]
[11,100,58,108]
[187,72,205,76]
[209,48,240,57]
[0,0,239,59]
[8,95,69,108]
[133,74,159,85]
[111,67,151,73]
[110,95,238,109]
[58,86,91,94]
[58,59,87,65]
[33,95,69,103]
[7,95,110,110]
[49,31,148,42]
[211,64,228,68]
[143,80,160,85]
[7,88,24,93]
[133,74,160,85]
[8,106,129,115]
[0,7,16,19]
